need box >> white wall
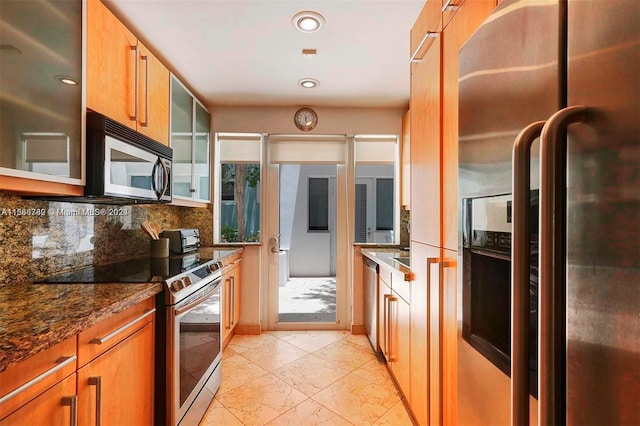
[286,164,336,277]
[211,105,404,135]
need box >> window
[215,133,262,243]
[308,177,329,231]
[354,135,399,244]
[376,178,394,230]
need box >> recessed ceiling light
[298,78,319,89]
[54,75,78,85]
[292,11,325,33]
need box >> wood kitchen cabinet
[87,0,170,145]
[408,1,497,425]
[410,37,441,248]
[0,0,84,196]
[0,337,77,422]
[378,266,411,401]
[0,297,155,425]
[401,110,411,209]
[222,259,242,348]
[0,374,77,426]
[77,297,155,425]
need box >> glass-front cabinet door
[170,76,210,202]
[0,0,84,187]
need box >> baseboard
[235,323,261,335]
[351,324,366,335]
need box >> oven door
[167,277,222,425]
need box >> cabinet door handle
[441,0,459,12]
[140,54,149,127]
[388,295,398,362]
[225,278,232,330]
[511,120,545,425]
[383,294,392,357]
[230,276,235,326]
[88,377,102,426]
[539,105,588,425]
[130,45,139,121]
[62,395,78,426]
[0,355,77,404]
[90,308,155,345]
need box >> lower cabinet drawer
[0,373,76,424]
[0,337,76,419]
[77,297,155,367]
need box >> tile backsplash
[0,192,213,283]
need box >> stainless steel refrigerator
[457,0,639,424]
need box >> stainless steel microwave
[85,111,172,204]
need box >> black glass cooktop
[38,252,214,283]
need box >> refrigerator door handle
[539,106,588,426]
[511,121,546,426]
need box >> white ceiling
[105,0,424,108]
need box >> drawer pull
[62,395,78,426]
[88,377,102,426]
[90,308,156,345]
[0,355,77,404]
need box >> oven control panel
[165,259,224,304]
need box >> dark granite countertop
[361,248,414,281]
[0,282,163,373]
[0,247,243,374]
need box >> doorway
[265,135,349,330]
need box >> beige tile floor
[200,331,414,426]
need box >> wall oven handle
[140,54,149,127]
[90,309,156,345]
[539,106,588,426]
[88,377,102,426]
[511,120,546,426]
[0,355,77,404]
[175,281,222,316]
[130,45,139,121]
[61,395,78,426]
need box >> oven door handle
[175,280,222,316]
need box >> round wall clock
[294,107,318,132]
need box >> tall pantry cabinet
[408,1,496,425]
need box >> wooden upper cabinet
[87,0,169,145]
[410,0,443,60]
[401,109,411,209]
[410,37,442,248]
[441,0,496,251]
[137,43,170,145]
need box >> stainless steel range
[159,255,224,426]
[39,249,236,425]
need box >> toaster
[160,228,200,254]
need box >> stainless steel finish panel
[458,0,560,200]
[566,1,640,424]
[363,256,379,351]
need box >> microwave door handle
[511,120,545,426]
[151,158,161,199]
[538,106,588,426]
[159,158,169,199]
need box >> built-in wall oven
[462,192,538,397]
